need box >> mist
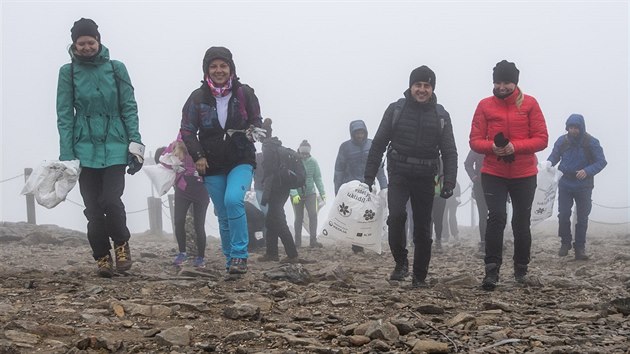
[1,1,628,234]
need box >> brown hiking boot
[114,242,133,272]
[96,254,114,278]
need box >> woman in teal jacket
[56,18,144,278]
[291,140,326,248]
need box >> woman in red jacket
[469,60,548,291]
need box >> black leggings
[174,180,209,258]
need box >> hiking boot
[558,243,571,257]
[257,254,280,262]
[192,257,206,268]
[575,248,590,260]
[280,256,299,264]
[309,240,323,248]
[173,252,188,267]
[96,254,114,278]
[482,263,500,291]
[352,245,365,254]
[514,264,528,283]
[389,259,409,281]
[114,242,132,272]
[228,258,248,274]
[411,276,429,289]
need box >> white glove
[246,125,268,142]
[129,142,145,164]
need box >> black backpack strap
[391,98,406,129]
[559,133,595,164]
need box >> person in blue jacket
[547,114,607,260]
[334,120,387,253]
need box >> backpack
[276,146,306,189]
[391,98,446,137]
[559,133,594,164]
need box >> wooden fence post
[24,168,36,225]
[147,197,163,236]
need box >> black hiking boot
[558,243,571,257]
[575,248,590,260]
[96,253,114,278]
[389,259,409,281]
[482,263,500,291]
[411,275,429,289]
[514,264,528,283]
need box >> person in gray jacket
[334,120,387,253]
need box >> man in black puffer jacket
[364,65,458,288]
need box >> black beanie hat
[409,65,436,89]
[202,46,236,77]
[493,60,519,85]
[71,18,100,43]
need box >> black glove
[363,176,375,192]
[494,132,515,163]
[127,154,143,175]
[440,182,454,199]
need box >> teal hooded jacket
[57,44,142,168]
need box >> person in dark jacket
[365,65,458,288]
[469,60,548,291]
[547,114,606,260]
[464,149,487,253]
[334,120,387,253]
[180,46,262,275]
[258,120,301,263]
[57,18,144,278]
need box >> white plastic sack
[143,164,176,196]
[531,162,563,226]
[320,180,384,254]
[21,160,81,209]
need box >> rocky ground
[0,221,629,354]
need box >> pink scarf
[206,76,233,97]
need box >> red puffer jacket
[469,88,548,179]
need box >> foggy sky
[1,0,628,234]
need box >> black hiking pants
[482,174,537,266]
[387,173,435,281]
[266,187,298,258]
[79,165,130,260]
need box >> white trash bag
[142,164,176,196]
[320,180,384,254]
[21,160,81,209]
[531,161,563,226]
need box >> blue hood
[565,114,586,137]
[349,120,368,143]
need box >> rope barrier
[127,207,149,214]
[0,174,25,184]
[592,202,630,210]
[589,220,630,225]
[65,198,85,208]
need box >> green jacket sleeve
[112,60,142,145]
[56,64,75,161]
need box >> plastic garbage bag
[320,180,384,253]
[143,164,176,196]
[531,162,563,226]
[21,160,81,209]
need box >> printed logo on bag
[356,233,363,237]
[322,229,328,236]
[535,208,545,215]
[338,203,351,217]
[363,210,375,221]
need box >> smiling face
[207,59,231,86]
[493,81,516,97]
[74,36,99,57]
[410,81,433,103]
